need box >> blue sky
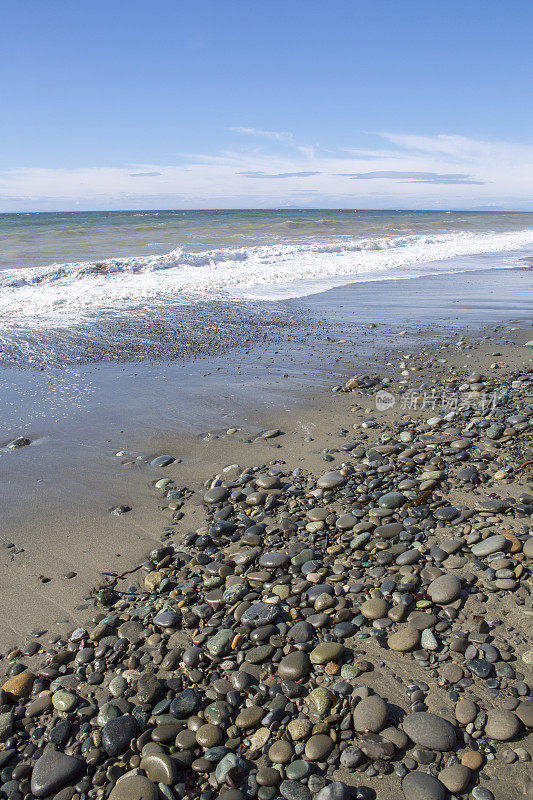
[1,0,532,211]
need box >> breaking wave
[1,228,533,329]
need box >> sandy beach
[1,266,532,651]
[0,293,531,800]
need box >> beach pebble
[427,574,462,604]
[317,471,345,488]
[438,763,471,793]
[402,712,456,751]
[30,750,83,798]
[109,772,159,800]
[484,710,521,740]
[388,627,420,651]
[402,771,445,800]
[150,454,175,467]
[353,695,389,733]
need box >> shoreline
[0,265,532,651]
[0,316,531,800]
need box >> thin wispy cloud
[129,171,162,177]
[339,171,484,185]
[229,127,294,142]
[238,170,320,179]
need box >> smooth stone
[336,514,359,530]
[278,651,311,680]
[102,714,138,756]
[353,695,389,733]
[240,602,279,628]
[381,726,409,749]
[358,733,395,760]
[97,702,120,726]
[438,763,471,794]
[285,760,311,780]
[268,740,294,764]
[259,552,290,568]
[109,772,159,800]
[153,610,179,628]
[280,779,311,800]
[388,627,420,652]
[207,629,234,657]
[0,711,13,741]
[204,487,230,504]
[196,723,223,747]
[378,491,405,509]
[361,598,389,619]
[118,620,146,643]
[317,471,345,488]
[515,701,533,728]
[421,629,438,650]
[171,688,200,717]
[402,771,445,800]
[309,642,345,664]
[151,455,175,468]
[471,535,507,557]
[484,710,521,740]
[236,706,263,729]
[215,753,247,783]
[466,658,492,679]
[140,753,178,785]
[305,734,334,761]
[136,674,162,704]
[26,695,53,717]
[455,700,478,725]
[30,750,83,798]
[309,687,333,716]
[471,788,495,800]
[427,574,462,604]
[257,767,281,786]
[52,689,77,712]
[402,712,456,751]
[1,671,34,700]
[315,782,351,800]
[461,751,483,770]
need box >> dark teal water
[3,209,533,270]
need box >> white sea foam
[0,228,532,328]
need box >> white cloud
[380,132,533,166]
[2,133,533,210]
[229,126,294,141]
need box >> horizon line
[2,207,533,215]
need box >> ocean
[1,209,533,368]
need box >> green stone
[291,549,314,566]
[272,585,290,600]
[0,711,13,742]
[207,629,234,657]
[308,687,332,716]
[377,491,404,509]
[52,690,77,712]
[109,676,127,697]
[341,664,362,680]
[280,779,311,800]
[310,642,345,664]
[97,702,120,726]
[285,760,311,780]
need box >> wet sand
[0,267,531,650]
